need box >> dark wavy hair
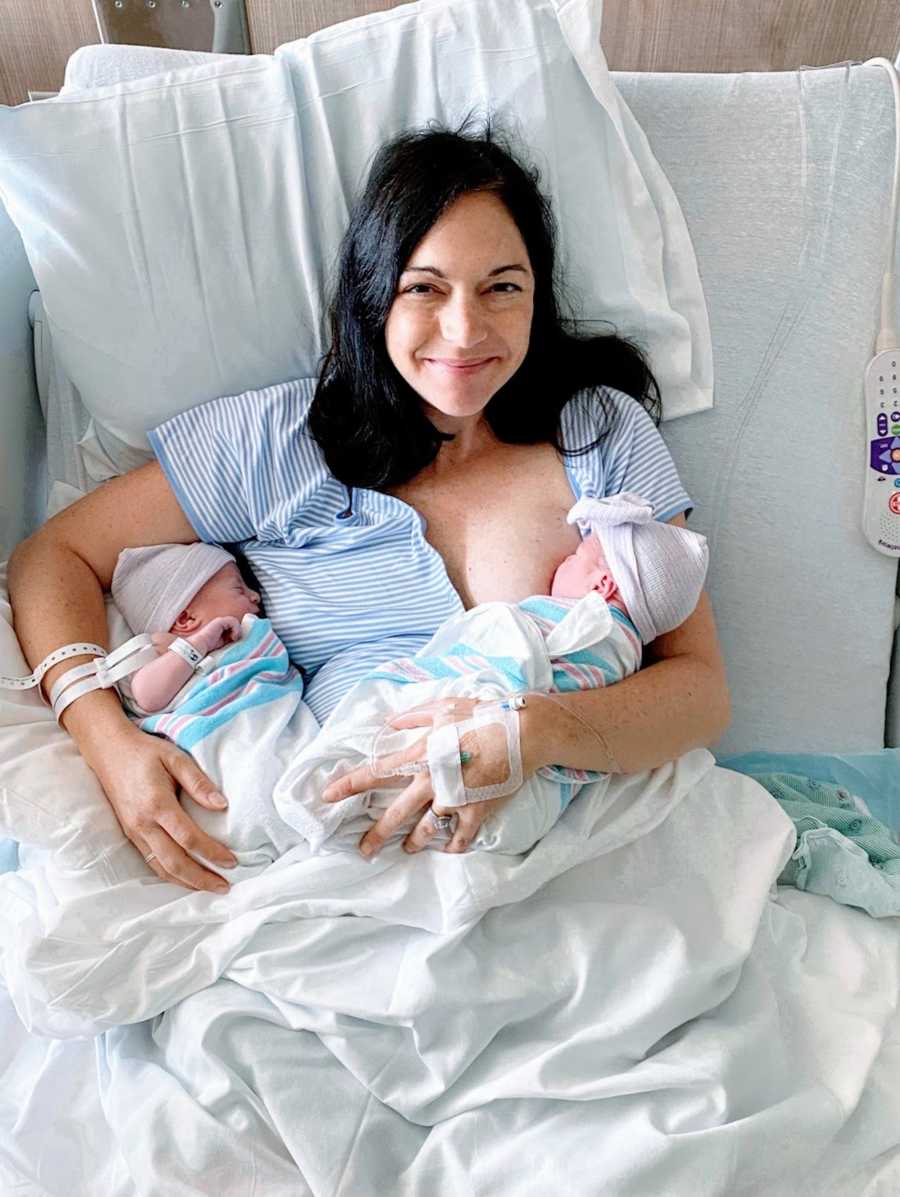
[308,118,661,490]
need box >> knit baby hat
[111,543,238,634]
[567,494,709,644]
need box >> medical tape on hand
[426,705,523,809]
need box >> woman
[8,123,730,893]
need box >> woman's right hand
[86,724,238,892]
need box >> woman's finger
[389,697,477,730]
[403,803,480,855]
[136,838,188,888]
[442,805,482,854]
[140,822,231,893]
[165,748,231,814]
[358,776,433,857]
[402,804,449,853]
[388,708,438,729]
[322,736,429,802]
[155,796,238,872]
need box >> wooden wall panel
[246,0,398,51]
[0,0,98,106]
[2,1,900,108]
[600,0,900,73]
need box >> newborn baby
[273,492,710,856]
[111,544,319,881]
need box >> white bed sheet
[2,760,900,1196]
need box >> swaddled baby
[111,545,319,881]
[273,493,710,856]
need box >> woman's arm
[526,512,729,772]
[7,463,239,891]
[9,463,195,741]
[524,583,731,775]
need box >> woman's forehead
[404,192,531,272]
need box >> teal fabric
[718,749,900,832]
[0,839,18,873]
[718,761,900,918]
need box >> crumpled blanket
[273,591,640,855]
[3,754,900,1196]
[748,771,900,917]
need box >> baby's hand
[150,631,177,655]
[190,616,243,654]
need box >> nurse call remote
[864,348,900,556]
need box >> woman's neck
[429,413,497,471]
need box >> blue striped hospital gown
[148,379,693,723]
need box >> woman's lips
[423,356,495,373]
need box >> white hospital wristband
[167,638,206,669]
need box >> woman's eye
[404,283,437,295]
[488,282,523,294]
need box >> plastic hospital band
[0,641,108,693]
[0,634,201,724]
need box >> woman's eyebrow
[403,264,531,278]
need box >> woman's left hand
[321,696,537,856]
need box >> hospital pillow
[0,0,712,469]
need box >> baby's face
[170,563,261,632]
[550,534,626,608]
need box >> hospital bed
[1,4,900,1194]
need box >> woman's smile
[423,355,498,373]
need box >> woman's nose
[439,294,488,348]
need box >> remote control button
[880,414,890,434]
[890,493,900,514]
[891,412,900,420]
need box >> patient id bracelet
[0,637,155,720]
[3,633,215,724]
[0,641,108,694]
[167,637,206,669]
[49,636,210,721]
[48,635,160,723]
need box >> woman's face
[384,191,535,431]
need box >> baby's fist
[192,616,243,653]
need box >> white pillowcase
[0,0,712,471]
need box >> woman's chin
[415,372,508,422]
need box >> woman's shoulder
[147,377,335,542]
[559,384,647,451]
[208,376,317,433]
[559,385,689,516]
[153,377,318,438]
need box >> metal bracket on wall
[91,0,251,54]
